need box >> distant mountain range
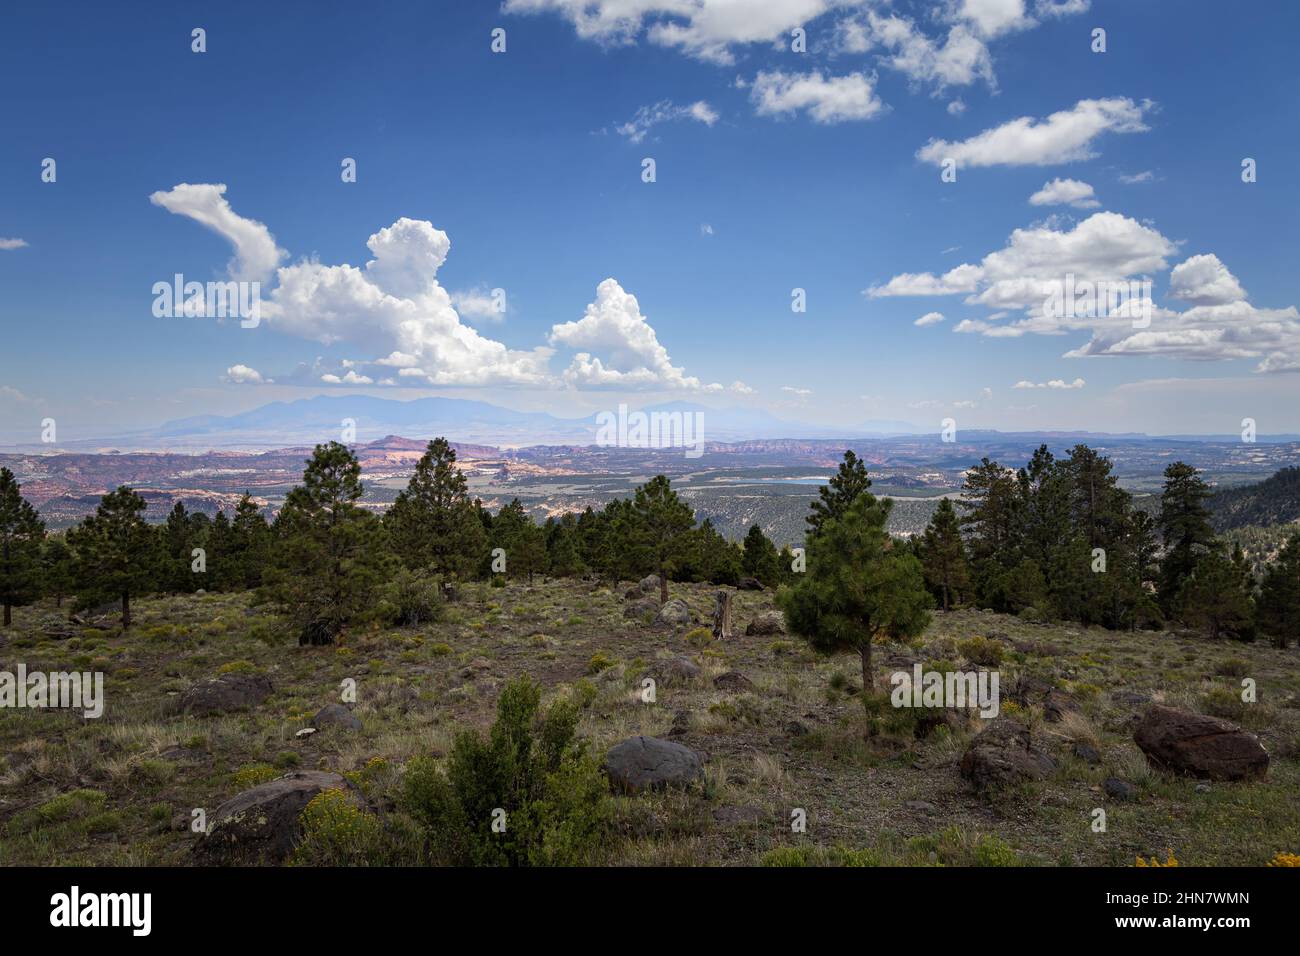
[5,394,1300,453]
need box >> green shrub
[586,652,615,675]
[400,674,612,866]
[385,569,445,626]
[957,636,1004,666]
[232,764,280,789]
[216,659,257,675]
[1201,686,1246,721]
[290,788,393,866]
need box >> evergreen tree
[265,442,391,645]
[1177,550,1254,641]
[920,498,969,611]
[207,511,235,590]
[780,494,931,691]
[741,524,781,587]
[384,438,487,580]
[0,468,45,626]
[959,457,1021,607]
[67,485,158,628]
[1258,532,1300,648]
[544,514,585,578]
[162,501,203,593]
[230,493,270,589]
[627,475,695,603]
[1157,462,1218,611]
[41,536,75,608]
[807,450,876,538]
[491,499,548,581]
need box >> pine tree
[384,438,487,580]
[959,458,1021,609]
[0,468,45,626]
[627,475,695,603]
[41,536,75,608]
[230,493,270,589]
[491,499,548,581]
[544,515,585,578]
[1177,550,1254,640]
[1258,532,1300,648]
[741,523,781,587]
[162,501,202,593]
[1157,462,1218,611]
[779,495,931,691]
[66,485,158,628]
[920,498,969,611]
[265,442,392,645]
[807,450,879,538]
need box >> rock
[959,718,1057,792]
[459,657,492,679]
[179,673,273,716]
[623,598,659,623]
[638,574,661,594]
[667,710,693,737]
[1043,689,1079,722]
[712,805,767,826]
[312,703,362,731]
[623,587,640,601]
[1134,705,1269,781]
[604,736,704,793]
[1195,782,1211,794]
[650,656,700,685]
[904,800,938,814]
[737,577,764,591]
[714,671,754,692]
[1103,777,1137,802]
[195,770,362,864]
[1111,690,1152,708]
[745,612,786,636]
[654,598,692,628]
[1072,742,1101,764]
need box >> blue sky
[2,0,1299,441]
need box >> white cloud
[505,0,855,64]
[450,286,506,323]
[1168,254,1246,306]
[947,99,966,116]
[914,311,946,326]
[1119,170,1155,184]
[860,13,995,90]
[321,370,374,385]
[615,99,719,143]
[224,364,270,385]
[868,263,984,297]
[0,238,28,250]
[917,97,1152,168]
[782,385,813,396]
[149,183,286,283]
[750,70,885,123]
[1013,377,1085,389]
[1029,177,1100,209]
[548,278,728,391]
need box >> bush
[400,675,612,866]
[290,788,393,866]
[957,636,1004,667]
[1201,687,1246,721]
[385,569,444,626]
[1018,606,1046,623]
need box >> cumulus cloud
[914,311,946,326]
[615,99,719,142]
[0,238,28,250]
[1119,170,1155,184]
[856,12,995,90]
[224,364,270,385]
[1029,178,1100,209]
[782,385,813,396]
[750,70,885,123]
[917,97,1152,168]
[1013,377,1085,389]
[450,286,506,323]
[149,183,286,283]
[1167,254,1246,306]
[548,278,736,392]
[867,263,984,297]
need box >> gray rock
[745,612,786,636]
[959,718,1057,792]
[638,574,661,594]
[667,710,693,737]
[1103,777,1137,802]
[713,671,754,692]
[1072,742,1101,764]
[650,656,700,685]
[737,577,764,591]
[1134,705,1268,781]
[654,598,692,628]
[623,598,659,623]
[194,770,362,864]
[312,703,362,731]
[604,736,704,793]
[179,673,273,716]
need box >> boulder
[195,770,362,864]
[623,598,659,623]
[1072,742,1101,764]
[959,719,1057,792]
[654,598,692,628]
[1133,705,1268,781]
[737,577,764,591]
[650,656,700,685]
[604,736,704,793]
[1103,777,1137,802]
[714,671,754,692]
[312,703,362,731]
[179,673,273,716]
[638,574,661,594]
[745,612,785,636]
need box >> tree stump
[712,590,733,641]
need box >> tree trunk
[942,585,950,613]
[858,640,873,694]
[121,591,131,629]
[2,603,10,627]
[659,568,668,605]
[712,590,733,641]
